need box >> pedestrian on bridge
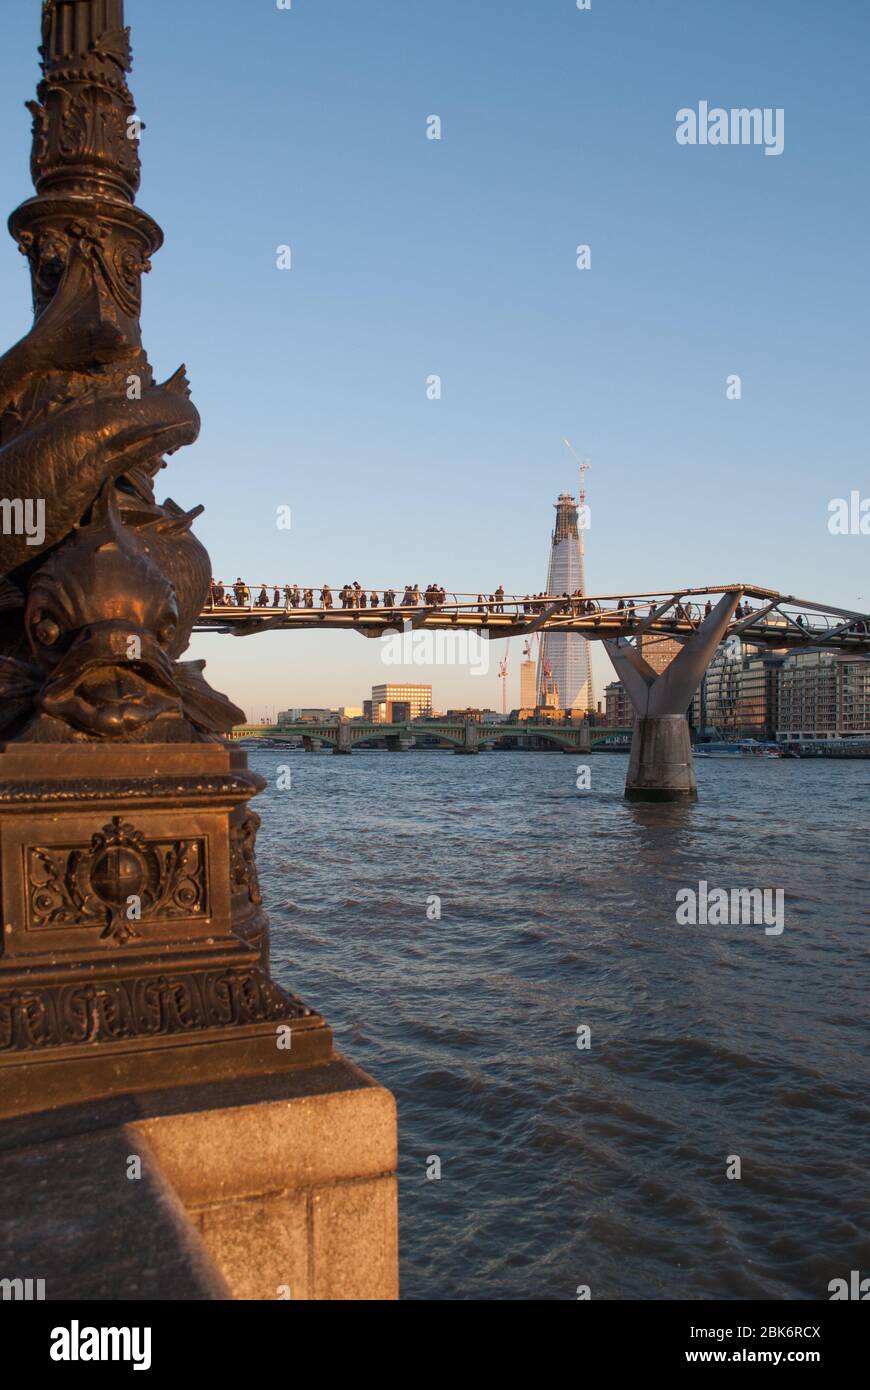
[321,584,333,609]
[256,585,269,607]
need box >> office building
[370,683,433,723]
[536,492,593,712]
[776,651,870,740]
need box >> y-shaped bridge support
[605,591,741,801]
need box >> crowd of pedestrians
[207,581,767,628]
[209,579,453,611]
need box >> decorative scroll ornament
[27,815,207,943]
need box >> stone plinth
[0,1056,398,1301]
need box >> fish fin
[161,365,192,398]
[0,577,25,611]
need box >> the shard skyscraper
[536,492,593,712]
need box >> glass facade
[370,684,433,723]
[692,645,784,737]
[776,652,870,738]
[536,493,593,712]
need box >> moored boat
[695,739,784,759]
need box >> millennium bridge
[198,582,870,651]
[199,582,870,800]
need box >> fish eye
[33,614,60,646]
[157,615,177,645]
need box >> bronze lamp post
[0,0,331,1117]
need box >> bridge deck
[196,584,870,652]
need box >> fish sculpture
[0,1,241,743]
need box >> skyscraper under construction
[537,492,593,712]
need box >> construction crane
[526,632,554,707]
[538,648,561,709]
[562,438,591,559]
[498,639,510,715]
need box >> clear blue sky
[1,0,867,717]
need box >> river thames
[249,747,869,1301]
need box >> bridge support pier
[454,722,479,754]
[624,715,696,799]
[562,722,591,753]
[606,591,740,801]
[333,721,352,754]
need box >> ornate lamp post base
[0,742,331,1119]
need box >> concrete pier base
[0,1055,398,1301]
[625,715,697,801]
[606,590,741,803]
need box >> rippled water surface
[249,747,870,1300]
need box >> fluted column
[41,1,126,66]
[29,0,139,203]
